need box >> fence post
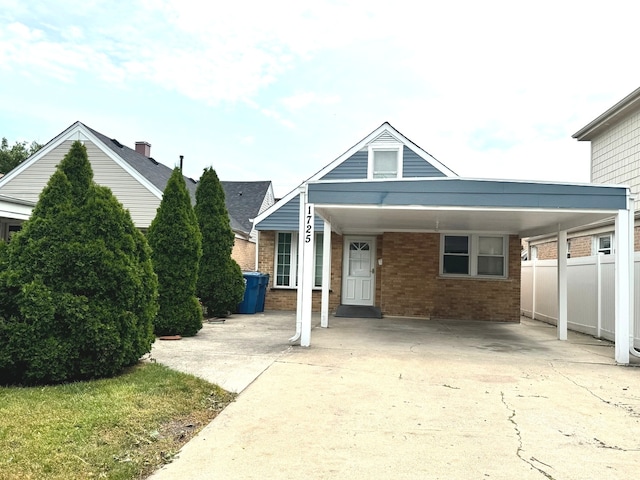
[532,258,537,320]
[557,230,568,340]
[596,253,602,338]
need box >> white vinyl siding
[441,234,508,278]
[0,140,161,228]
[590,108,640,210]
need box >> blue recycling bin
[256,273,270,312]
[237,272,261,314]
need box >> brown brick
[258,231,521,322]
[232,237,257,271]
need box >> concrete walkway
[150,313,640,480]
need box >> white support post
[320,219,332,328]
[614,209,631,364]
[629,206,635,354]
[596,253,602,338]
[557,229,568,341]
[300,194,315,347]
[292,188,306,344]
[531,258,537,320]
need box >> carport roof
[308,178,629,237]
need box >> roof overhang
[308,178,629,238]
[573,87,640,141]
[0,195,35,221]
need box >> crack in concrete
[551,365,640,417]
[593,437,640,452]
[501,392,556,480]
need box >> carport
[291,178,635,364]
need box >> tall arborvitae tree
[195,167,245,317]
[0,141,158,385]
[147,167,203,336]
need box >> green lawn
[0,362,235,480]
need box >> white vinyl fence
[521,254,640,348]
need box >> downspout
[289,185,306,343]
[628,198,640,358]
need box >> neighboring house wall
[590,108,640,210]
[259,230,521,321]
[233,237,257,271]
[533,235,593,260]
[528,224,640,260]
[0,139,161,227]
[250,186,275,243]
[569,236,592,257]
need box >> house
[254,122,634,363]
[221,180,275,270]
[525,86,640,260]
[0,121,274,269]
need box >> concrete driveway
[150,312,640,480]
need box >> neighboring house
[0,121,273,269]
[524,86,640,260]
[253,122,634,363]
[222,180,275,270]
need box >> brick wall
[257,231,342,312]
[232,237,256,271]
[532,226,640,259]
[379,233,520,322]
[258,230,521,322]
[535,241,557,260]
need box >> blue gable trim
[254,194,325,231]
[307,179,627,210]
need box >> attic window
[368,143,403,179]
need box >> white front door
[342,236,376,306]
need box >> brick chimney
[135,141,151,157]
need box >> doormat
[335,305,383,318]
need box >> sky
[1,0,640,198]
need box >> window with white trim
[441,234,508,277]
[595,234,613,255]
[275,232,324,287]
[368,144,403,179]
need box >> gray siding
[308,179,627,210]
[320,150,367,180]
[403,147,446,178]
[255,194,325,231]
[320,147,445,181]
